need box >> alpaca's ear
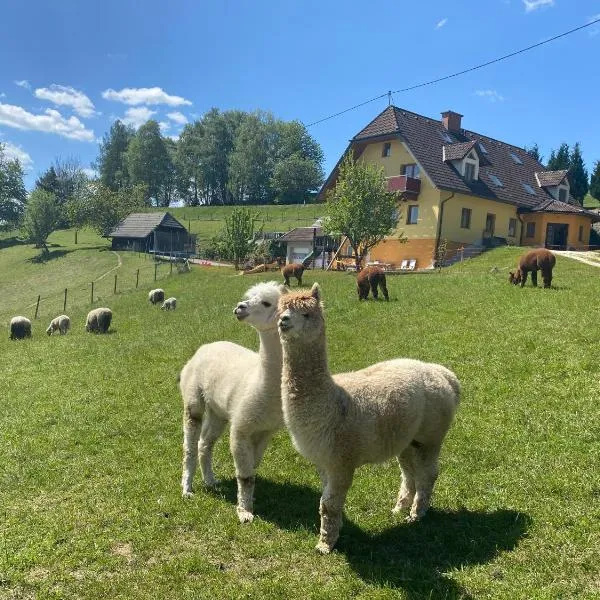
[311,282,321,301]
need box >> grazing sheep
[180,281,287,523]
[282,263,304,286]
[148,288,165,305]
[46,314,71,336]
[85,307,112,334]
[161,297,177,311]
[357,266,389,301]
[9,316,32,340]
[509,248,556,288]
[277,283,460,554]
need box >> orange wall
[520,213,592,249]
[369,238,437,269]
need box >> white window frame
[558,186,569,203]
[406,205,419,225]
[462,151,479,182]
[402,163,420,178]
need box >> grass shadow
[214,478,530,598]
[29,249,73,263]
[0,236,28,250]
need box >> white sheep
[46,314,71,336]
[9,316,32,340]
[85,307,112,334]
[180,281,287,523]
[148,288,165,305]
[277,284,461,554]
[161,297,177,311]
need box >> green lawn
[1,247,599,598]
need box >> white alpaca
[277,284,460,554]
[180,281,287,522]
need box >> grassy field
[1,247,600,598]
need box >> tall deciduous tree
[21,189,60,254]
[568,142,589,202]
[589,160,600,200]
[323,154,399,271]
[96,120,134,190]
[0,143,27,230]
[126,120,172,206]
[547,143,570,171]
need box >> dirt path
[553,250,600,268]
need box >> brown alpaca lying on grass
[282,263,304,286]
[509,248,556,288]
[357,266,389,301]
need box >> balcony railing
[386,175,421,198]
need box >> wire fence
[0,258,188,327]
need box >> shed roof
[109,212,186,239]
[277,227,324,242]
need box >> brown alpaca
[357,266,389,301]
[509,248,556,288]
[282,263,304,286]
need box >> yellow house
[319,106,600,269]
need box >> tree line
[96,109,324,207]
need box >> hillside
[1,248,599,598]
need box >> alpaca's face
[277,283,323,342]
[509,271,521,285]
[234,282,287,331]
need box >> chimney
[441,110,463,132]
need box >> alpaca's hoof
[315,541,333,555]
[182,489,194,499]
[405,512,423,524]
[237,508,254,524]
[393,496,414,513]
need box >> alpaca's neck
[257,327,283,381]
[281,334,333,400]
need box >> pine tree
[35,166,60,196]
[568,143,589,202]
[525,143,543,164]
[589,160,600,200]
[547,143,570,171]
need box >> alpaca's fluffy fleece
[85,307,112,333]
[46,314,71,335]
[148,289,165,305]
[10,316,32,340]
[277,283,460,554]
[180,281,287,523]
[161,297,177,311]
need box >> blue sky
[1,0,599,190]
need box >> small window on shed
[510,152,523,165]
[382,142,391,158]
[526,222,536,238]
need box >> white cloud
[34,84,97,118]
[102,86,192,107]
[523,0,554,13]
[121,106,156,128]
[2,141,33,169]
[159,121,170,133]
[475,89,505,102]
[435,18,448,29]
[168,134,180,142]
[0,93,5,98]
[0,103,95,141]
[167,111,188,125]
[14,80,31,90]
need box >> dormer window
[382,142,391,158]
[463,152,479,182]
[464,162,476,182]
[402,164,420,178]
[558,187,568,203]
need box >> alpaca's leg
[380,280,389,301]
[407,444,441,523]
[297,275,302,286]
[520,270,528,287]
[531,270,538,287]
[230,431,258,523]
[393,447,416,513]
[316,469,353,554]
[198,409,227,488]
[284,275,290,286]
[252,430,273,470]
[542,268,552,288]
[371,280,379,300]
[182,410,202,497]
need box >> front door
[485,213,496,236]
[545,223,569,249]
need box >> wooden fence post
[63,288,67,312]
[136,269,140,288]
[170,261,173,275]
[91,281,94,304]
[114,274,118,294]
[34,295,41,319]
[154,263,158,281]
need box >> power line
[307,17,600,128]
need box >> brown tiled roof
[346,105,573,210]
[522,198,600,221]
[277,227,323,242]
[443,141,477,162]
[535,170,568,187]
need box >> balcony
[386,175,421,199]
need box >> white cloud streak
[121,106,156,128]
[167,111,188,125]
[102,86,192,106]
[159,121,170,133]
[0,103,94,141]
[435,18,448,29]
[523,0,554,13]
[2,141,33,169]
[14,80,31,90]
[475,89,505,102]
[34,84,97,118]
